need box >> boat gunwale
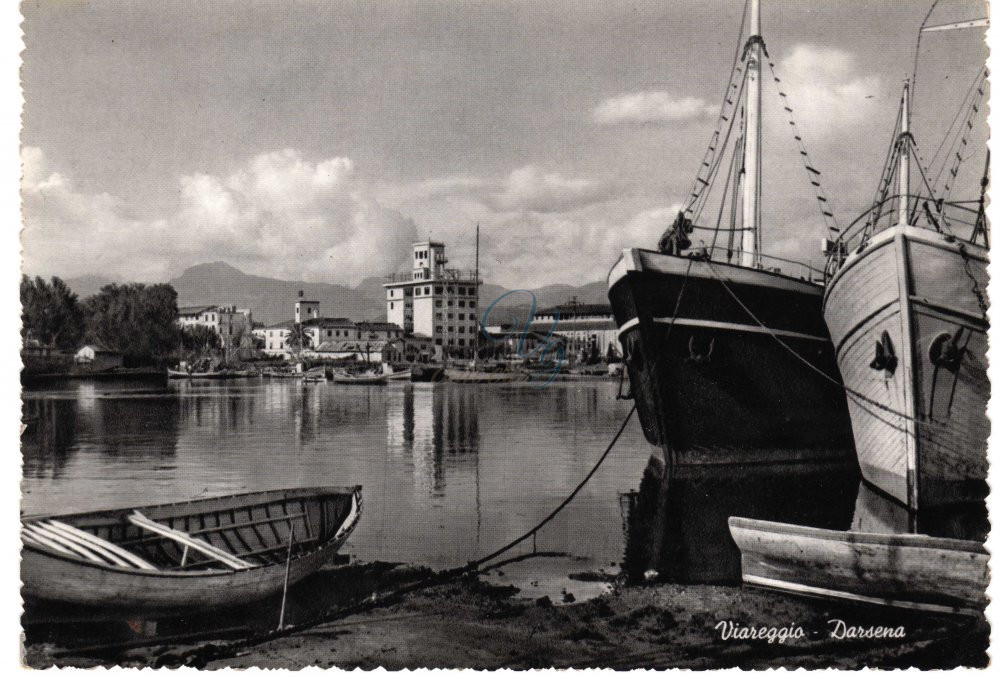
[823,225,989,312]
[21,486,362,577]
[608,248,825,296]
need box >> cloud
[21,147,417,284]
[768,44,881,139]
[593,90,717,125]
[484,165,618,213]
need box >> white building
[384,241,482,357]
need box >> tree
[180,325,221,352]
[84,283,181,365]
[286,324,312,353]
[20,275,86,349]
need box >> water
[21,378,650,579]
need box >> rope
[700,259,964,438]
[763,58,840,235]
[150,402,639,666]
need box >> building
[74,344,124,371]
[178,305,220,332]
[216,306,254,350]
[384,241,482,357]
[532,302,620,362]
[261,321,294,357]
[178,304,253,350]
[309,339,403,364]
[356,321,404,342]
[303,317,358,347]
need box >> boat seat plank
[23,524,113,566]
[128,511,252,570]
[22,529,78,558]
[43,520,158,571]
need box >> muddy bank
[23,561,988,670]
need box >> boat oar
[277,528,295,631]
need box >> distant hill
[65,261,611,326]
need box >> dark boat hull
[608,249,853,465]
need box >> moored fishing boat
[167,368,254,379]
[822,26,989,511]
[728,517,988,616]
[608,0,852,465]
[21,486,362,614]
[333,370,388,385]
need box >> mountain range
[63,262,609,326]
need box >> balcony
[384,269,482,285]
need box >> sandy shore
[24,561,988,670]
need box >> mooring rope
[144,402,638,666]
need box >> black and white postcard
[13,0,994,669]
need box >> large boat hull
[608,249,853,465]
[823,227,989,508]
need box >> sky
[20,0,989,288]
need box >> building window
[469,301,476,308]
[458,300,466,308]
[447,300,454,307]
[415,288,421,296]
[390,302,394,310]
[458,313,464,320]
[435,338,443,345]
[447,287,454,294]
[449,326,455,333]
[458,326,465,334]
[447,313,453,319]
[458,338,465,346]
[435,300,442,308]
[435,286,443,294]
[448,338,454,345]
[424,287,430,295]
[435,313,442,320]
[458,287,465,295]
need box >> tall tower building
[384,241,482,356]
[295,290,320,324]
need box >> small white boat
[728,516,987,616]
[332,370,388,385]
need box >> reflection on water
[21,379,649,572]
[621,454,988,585]
[621,457,860,584]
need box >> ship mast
[897,82,911,228]
[741,0,762,268]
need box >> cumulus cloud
[593,90,717,125]
[21,147,417,283]
[484,165,618,213]
[768,44,881,139]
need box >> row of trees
[21,276,185,366]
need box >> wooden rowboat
[21,486,362,613]
[728,516,988,616]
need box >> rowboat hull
[728,516,988,615]
[333,374,388,385]
[21,486,362,613]
[823,226,989,508]
[608,249,853,464]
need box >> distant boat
[384,367,412,381]
[167,368,254,379]
[440,365,521,384]
[728,517,987,616]
[607,0,853,466]
[823,40,989,510]
[21,486,362,614]
[332,370,388,385]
